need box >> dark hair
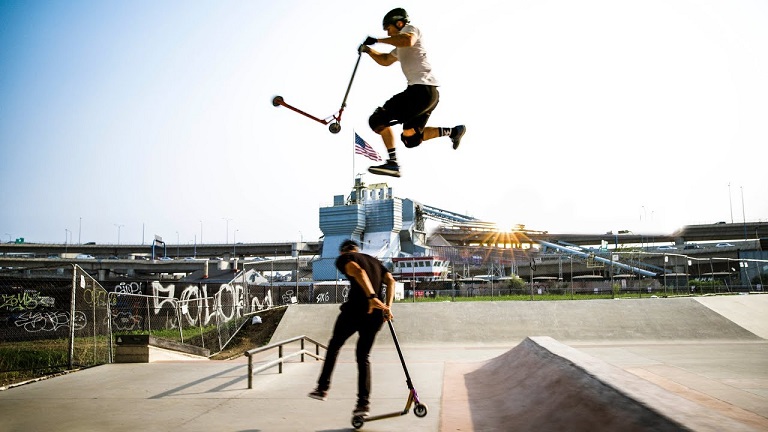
[339,239,359,252]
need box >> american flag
[354,132,382,161]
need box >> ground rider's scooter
[271,47,363,135]
[351,320,428,430]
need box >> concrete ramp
[270,297,763,346]
[443,337,757,432]
[695,294,768,339]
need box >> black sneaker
[450,125,466,150]
[368,159,401,177]
[308,389,327,401]
[352,404,370,417]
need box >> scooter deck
[350,322,428,429]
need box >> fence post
[178,299,185,344]
[146,297,152,333]
[107,293,113,363]
[68,265,77,369]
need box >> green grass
[113,324,221,346]
[398,293,620,302]
[0,337,110,387]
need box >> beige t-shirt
[390,24,439,86]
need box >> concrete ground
[1,295,766,431]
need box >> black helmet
[382,8,409,29]
[339,239,359,252]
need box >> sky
[1,0,767,246]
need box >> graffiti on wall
[10,310,86,333]
[1,291,56,311]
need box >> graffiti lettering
[1,292,55,311]
[111,311,143,331]
[107,282,278,333]
[114,282,142,295]
[12,311,87,333]
[215,284,242,323]
[84,285,109,307]
[151,282,177,311]
[251,291,273,311]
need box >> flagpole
[352,129,356,189]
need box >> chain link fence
[1,265,110,386]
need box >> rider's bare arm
[363,48,398,67]
[378,32,415,48]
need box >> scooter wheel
[272,96,284,107]
[351,415,365,429]
[414,403,428,418]
[329,122,341,134]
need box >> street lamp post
[114,224,124,245]
[223,218,232,244]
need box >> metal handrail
[244,335,327,389]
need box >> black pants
[316,310,384,405]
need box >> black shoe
[368,159,401,177]
[450,125,466,150]
[352,404,370,417]
[308,389,327,401]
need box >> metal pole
[610,253,615,299]
[146,297,151,333]
[664,253,667,294]
[741,186,748,240]
[490,261,494,299]
[68,265,77,369]
[106,292,113,363]
[529,259,534,301]
[452,268,456,302]
[729,183,734,223]
[570,257,573,300]
[247,356,253,389]
[296,254,299,300]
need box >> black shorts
[378,85,439,132]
